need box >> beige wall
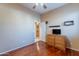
[0,4,40,53]
[41,3,79,51]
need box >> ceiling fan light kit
[33,3,47,9]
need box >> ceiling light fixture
[33,3,47,9]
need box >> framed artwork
[64,20,74,26]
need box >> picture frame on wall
[64,20,74,26]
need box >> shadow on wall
[71,36,79,50]
[65,36,71,48]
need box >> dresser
[46,34,67,51]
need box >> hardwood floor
[1,41,79,56]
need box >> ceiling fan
[33,3,47,9]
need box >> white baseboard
[67,47,79,51]
[0,41,35,55]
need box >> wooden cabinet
[46,34,66,51]
[46,34,55,46]
[55,35,66,51]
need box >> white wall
[0,4,40,53]
[41,3,79,50]
[40,22,46,41]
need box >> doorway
[34,21,40,42]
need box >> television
[52,29,61,34]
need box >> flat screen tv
[52,29,61,34]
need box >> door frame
[34,20,40,42]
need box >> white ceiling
[21,3,66,14]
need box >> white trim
[67,47,79,51]
[0,41,35,55]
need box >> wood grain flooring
[1,41,79,56]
